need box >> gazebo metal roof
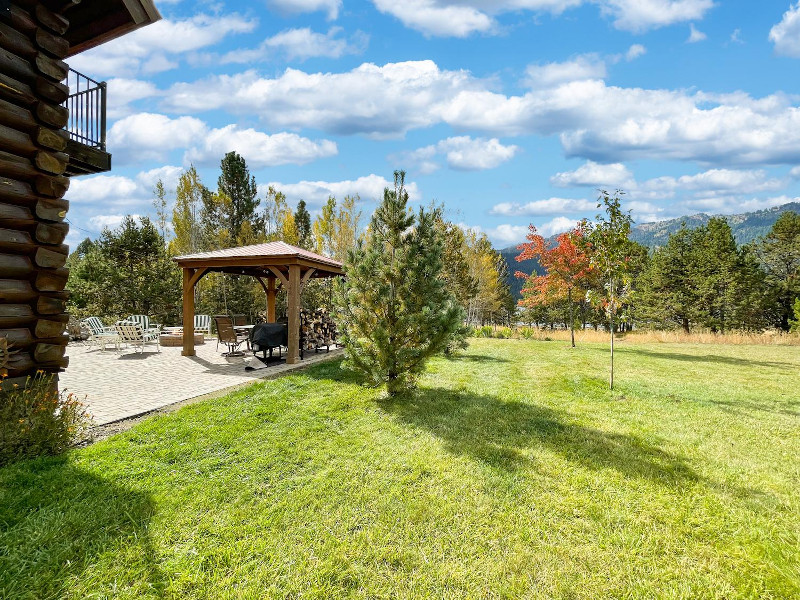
[173,241,343,272]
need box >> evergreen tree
[200,190,233,250]
[730,245,773,331]
[757,211,800,330]
[218,151,260,240]
[294,200,312,249]
[432,213,476,353]
[638,225,700,333]
[789,298,800,333]
[696,218,740,332]
[464,231,509,326]
[434,215,477,309]
[67,217,180,323]
[639,220,772,333]
[335,172,464,396]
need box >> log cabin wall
[0,1,74,390]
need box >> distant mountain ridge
[499,201,800,299]
[629,201,800,247]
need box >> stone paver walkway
[61,341,343,425]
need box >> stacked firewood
[0,2,72,388]
[299,307,338,352]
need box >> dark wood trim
[64,138,111,175]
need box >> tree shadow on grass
[380,387,700,486]
[0,457,162,598]
[445,354,511,363]
[622,347,797,370]
[697,396,800,418]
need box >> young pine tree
[336,171,464,396]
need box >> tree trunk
[568,287,575,348]
[609,280,615,391]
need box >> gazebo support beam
[182,267,195,357]
[254,276,276,321]
[182,266,208,356]
[267,276,276,322]
[287,264,301,364]
[300,268,316,294]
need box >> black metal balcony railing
[64,69,107,151]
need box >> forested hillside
[630,202,800,247]
[499,246,543,299]
[504,201,800,298]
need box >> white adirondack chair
[194,314,212,336]
[126,315,161,334]
[82,316,120,351]
[115,321,161,353]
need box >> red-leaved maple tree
[515,224,594,347]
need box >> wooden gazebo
[173,241,344,364]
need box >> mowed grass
[1,339,799,599]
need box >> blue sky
[65,0,800,249]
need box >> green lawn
[1,338,799,599]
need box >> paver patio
[61,340,343,425]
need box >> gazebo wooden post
[182,267,195,357]
[267,277,276,323]
[287,264,301,364]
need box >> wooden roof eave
[174,256,344,276]
[65,0,162,57]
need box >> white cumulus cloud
[770,2,800,57]
[186,126,338,168]
[551,161,635,188]
[372,0,713,37]
[687,23,707,43]
[491,198,595,216]
[626,44,647,60]
[525,54,606,88]
[216,27,367,63]
[402,136,519,173]
[108,113,337,167]
[88,214,142,230]
[485,224,531,246]
[266,175,421,205]
[70,14,256,78]
[160,59,800,167]
[108,113,208,161]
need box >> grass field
[1,338,799,599]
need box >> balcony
[63,69,111,176]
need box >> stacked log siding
[0,1,73,389]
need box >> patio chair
[231,314,250,350]
[126,314,161,333]
[81,316,120,352]
[115,321,161,353]
[214,315,248,357]
[194,314,211,336]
